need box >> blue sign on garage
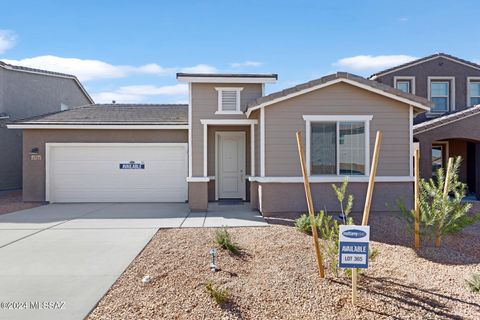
[119,161,145,169]
[339,225,370,269]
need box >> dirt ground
[88,211,480,320]
[0,190,44,215]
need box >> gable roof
[245,72,432,117]
[413,104,480,135]
[8,104,188,128]
[369,53,480,79]
[0,61,94,103]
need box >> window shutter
[221,90,238,111]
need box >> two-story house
[370,53,480,198]
[9,72,432,216]
[0,61,93,190]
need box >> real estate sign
[339,225,370,269]
[119,161,145,169]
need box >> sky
[0,0,479,104]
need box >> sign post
[339,225,370,305]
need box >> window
[432,142,448,176]
[309,119,368,176]
[429,79,453,113]
[394,77,415,94]
[215,87,243,114]
[468,79,480,106]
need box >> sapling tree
[332,177,354,223]
[398,156,479,247]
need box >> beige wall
[23,129,187,201]
[191,83,262,176]
[264,82,411,176]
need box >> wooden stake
[352,267,358,305]
[414,148,420,249]
[435,157,453,247]
[361,131,382,226]
[296,131,325,278]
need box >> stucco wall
[374,56,480,123]
[22,129,187,201]
[264,82,411,177]
[191,83,262,177]
[1,68,92,190]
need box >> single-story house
[8,72,432,216]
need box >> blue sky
[1,0,479,104]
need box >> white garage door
[46,143,187,203]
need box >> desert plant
[214,228,240,254]
[398,156,479,247]
[332,177,354,223]
[294,213,320,234]
[466,273,480,293]
[204,281,230,304]
[369,246,380,261]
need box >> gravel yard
[0,190,44,215]
[88,212,480,319]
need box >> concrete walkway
[0,202,266,320]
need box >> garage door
[46,143,187,203]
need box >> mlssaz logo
[342,229,367,239]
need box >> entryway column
[419,138,432,179]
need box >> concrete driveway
[0,202,266,320]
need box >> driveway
[0,203,267,320]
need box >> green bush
[214,228,240,254]
[397,156,480,247]
[294,213,318,234]
[204,281,230,304]
[466,273,480,293]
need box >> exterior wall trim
[177,76,277,84]
[246,78,430,117]
[394,76,416,94]
[409,106,414,176]
[260,107,265,177]
[303,115,373,176]
[200,119,257,125]
[249,176,415,183]
[8,124,188,130]
[188,82,193,177]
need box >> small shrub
[294,213,319,234]
[397,156,479,247]
[214,228,240,254]
[466,273,480,293]
[332,177,354,223]
[204,281,230,304]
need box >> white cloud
[2,55,217,81]
[117,84,188,96]
[0,30,16,53]
[92,84,188,103]
[398,17,409,22]
[231,61,263,68]
[333,55,418,71]
[180,64,217,73]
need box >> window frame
[215,87,244,114]
[467,77,480,107]
[427,76,455,114]
[394,76,415,94]
[303,115,373,177]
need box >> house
[370,53,480,198]
[0,61,93,190]
[8,72,432,216]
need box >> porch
[414,105,480,198]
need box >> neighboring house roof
[177,73,278,83]
[0,61,94,103]
[8,104,188,128]
[413,104,480,135]
[369,53,480,79]
[246,72,433,116]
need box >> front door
[216,132,246,200]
